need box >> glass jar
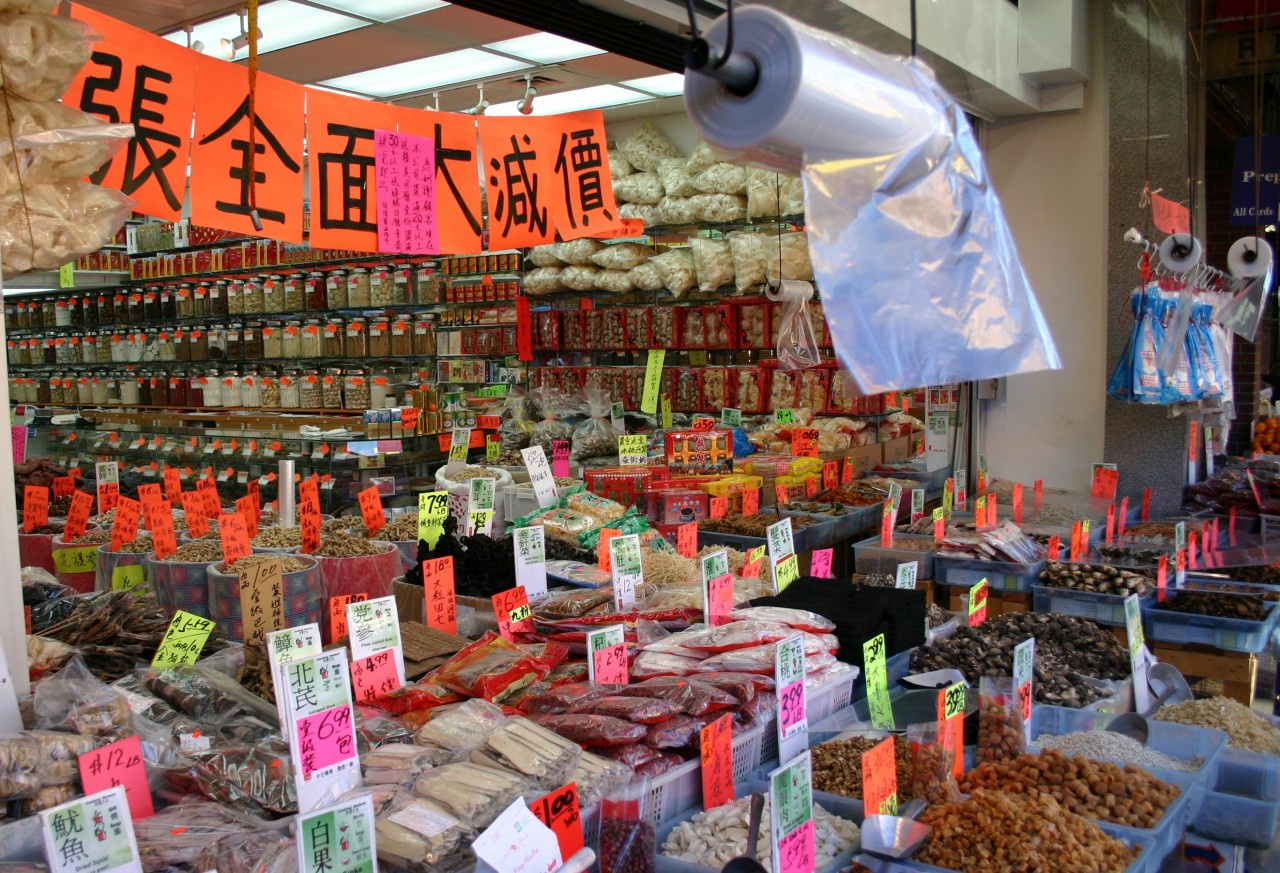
[370,268,394,307]
[392,263,415,304]
[390,319,413,357]
[301,321,322,358]
[5,341,17,367]
[414,319,436,356]
[52,298,68,327]
[280,373,301,408]
[143,288,160,322]
[304,272,325,311]
[194,282,211,317]
[344,371,370,410]
[160,286,176,320]
[109,334,125,363]
[54,338,73,365]
[347,268,371,308]
[125,293,142,324]
[95,293,111,326]
[226,278,244,315]
[323,321,344,357]
[258,275,278,314]
[169,373,188,406]
[91,376,109,405]
[344,318,367,358]
[158,331,176,362]
[119,376,140,405]
[242,321,264,359]
[66,296,82,327]
[242,372,262,407]
[281,321,301,359]
[260,375,281,409]
[76,376,92,405]
[262,322,283,359]
[207,325,227,361]
[188,374,205,408]
[150,373,169,406]
[284,273,304,312]
[103,376,120,405]
[11,301,25,329]
[415,265,442,303]
[172,328,190,362]
[202,372,222,406]
[189,327,209,361]
[83,295,98,328]
[221,373,242,407]
[176,284,193,319]
[96,331,111,363]
[325,269,347,309]
[210,281,229,316]
[224,323,242,361]
[35,377,52,405]
[321,370,342,408]
[111,293,126,324]
[138,374,154,406]
[242,276,264,315]
[298,374,320,408]
[370,374,394,409]
[368,317,390,358]
[81,335,96,364]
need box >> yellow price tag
[774,553,800,591]
[509,604,532,623]
[152,610,215,667]
[617,434,649,465]
[58,262,74,288]
[448,432,471,463]
[641,349,666,414]
[486,438,500,463]
[862,633,895,731]
[417,491,449,547]
[942,681,967,720]
[111,564,145,591]
[660,393,673,429]
[53,545,98,574]
[747,545,766,565]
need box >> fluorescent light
[484,32,605,64]
[165,1,365,56]
[488,84,650,116]
[309,0,449,22]
[624,73,685,96]
[320,48,530,97]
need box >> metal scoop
[1106,712,1150,745]
[859,814,932,859]
[720,793,767,873]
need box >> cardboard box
[843,443,884,478]
[883,435,911,462]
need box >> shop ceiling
[76,0,1088,120]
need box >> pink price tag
[78,735,154,821]
[591,641,628,685]
[1229,506,1238,544]
[350,649,400,704]
[778,679,807,735]
[294,706,355,780]
[1012,483,1024,523]
[1189,532,1199,569]
[552,440,570,478]
[810,548,834,579]
[706,573,735,626]
[777,819,815,873]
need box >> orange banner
[394,109,483,255]
[543,111,624,239]
[304,88,404,252]
[479,115,558,249]
[190,64,306,242]
[65,4,198,221]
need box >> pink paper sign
[777,819,815,873]
[810,548,834,579]
[591,642,628,686]
[350,649,400,704]
[707,573,735,626]
[295,706,356,781]
[373,129,438,255]
[778,678,806,735]
[78,734,154,821]
[552,440,570,478]
[10,426,25,465]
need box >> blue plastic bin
[1192,746,1280,848]
[933,554,1045,592]
[1033,584,1153,627]
[1145,597,1278,653]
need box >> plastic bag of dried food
[591,742,661,770]
[645,714,703,749]
[362,742,456,784]
[564,490,628,525]
[518,507,598,546]
[619,202,661,226]
[630,650,703,679]
[617,678,738,716]
[617,121,682,171]
[520,682,620,714]
[747,168,805,219]
[687,138,717,174]
[34,655,132,738]
[693,162,748,195]
[774,279,822,371]
[532,587,614,618]
[610,148,634,179]
[0,731,98,797]
[651,248,697,297]
[657,157,698,198]
[503,663,590,709]
[528,244,563,267]
[531,386,575,450]
[169,739,297,816]
[560,264,602,291]
[376,681,463,717]
[497,388,536,454]
[4,102,132,187]
[195,829,292,873]
[729,606,836,634]
[591,241,657,270]
[483,717,582,786]
[430,633,564,703]
[676,620,796,653]
[694,647,837,676]
[528,713,648,747]
[373,789,476,872]
[908,721,961,805]
[612,171,664,205]
[596,269,634,294]
[629,260,666,292]
[737,691,779,729]
[413,698,507,753]
[557,237,608,265]
[764,231,815,283]
[572,387,619,463]
[977,675,1024,764]
[135,801,286,871]
[689,235,734,293]
[691,192,748,222]
[637,752,685,778]
[0,14,95,101]
[570,750,634,809]
[524,266,564,296]
[728,230,768,291]
[600,778,656,873]
[411,760,533,829]
[0,181,135,277]
[574,696,683,725]
[694,673,759,705]
[657,195,698,225]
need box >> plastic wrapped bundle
[2,101,132,187]
[657,157,698,197]
[0,181,133,277]
[617,121,682,171]
[590,242,656,270]
[651,248,697,297]
[689,236,733,292]
[612,171,664,205]
[0,13,94,100]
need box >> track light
[467,83,489,116]
[220,10,262,59]
[517,74,537,115]
[184,24,205,54]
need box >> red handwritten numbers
[422,557,457,634]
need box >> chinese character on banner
[190,63,305,242]
[394,109,483,254]
[65,4,199,220]
[545,111,623,238]
[304,89,403,251]
[479,117,556,249]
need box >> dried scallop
[611,172,664,205]
[524,266,564,296]
[616,121,682,171]
[590,242,656,270]
[689,236,734,293]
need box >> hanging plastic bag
[599,778,657,873]
[769,280,822,371]
[1215,268,1272,342]
[571,387,619,462]
[530,386,575,452]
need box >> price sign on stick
[1013,638,1034,744]
[345,596,405,687]
[530,782,585,862]
[421,557,457,633]
[357,486,385,534]
[587,624,628,686]
[895,562,917,589]
[296,795,376,873]
[41,786,143,873]
[769,753,815,873]
[810,548,833,578]
[776,633,808,763]
[78,735,153,821]
[521,446,558,509]
[863,633,894,731]
[493,586,534,641]
[416,491,448,548]
[1124,594,1151,714]
[862,737,899,816]
[676,522,698,558]
[152,611,214,667]
[239,558,285,645]
[700,714,735,811]
[967,578,989,626]
[513,526,548,598]
[641,349,665,413]
[609,534,643,611]
[328,593,367,643]
[1012,483,1024,523]
[284,649,360,814]
[938,681,966,778]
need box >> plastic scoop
[1106,712,1150,745]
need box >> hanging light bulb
[220,9,263,60]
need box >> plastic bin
[1033,584,1152,627]
[696,512,838,555]
[814,686,974,734]
[205,555,324,642]
[780,507,867,547]
[850,650,911,702]
[1145,597,1278,653]
[49,534,102,593]
[852,534,936,580]
[641,722,770,827]
[503,481,578,523]
[1192,746,1280,848]
[95,544,148,592]
[656,781,862,873]
[899,820,1154,873]
[933,554,1045,592]
[147,554,217,619]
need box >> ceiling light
[319,48,531,98]
[623,73,685,96]
[220,12,262,60]
[488,84,650,116]
[165,1,364,57]
[308,0,449,22]
[483,32,605,64]
[517,74,536,115]
[183,24,205,53]
[466,83,489,116]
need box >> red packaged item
[694,673,759,705]
[672,368,702,412]
[677,620,796,653]
[519,682,621,714]
[528,713,648,747]
[695,648,838,676]
[631,651,703,679]
[737,691,779,729]
[701,368,735,411]
[590,743,662,770]
[623,308,649,349]
[617,678,737,716]
[431,632,567,703]
[645,714,703,749]
[728,607,836,634]
[503,663,590,709]
[560,311,586,350]
[575,696,683,725]
[636,752,686,778]
[371,681,464,715]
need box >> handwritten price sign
[700,714,734,810]
[938,681,966,778]
[587,624,628,686]
[77,735,153,820]
[1013,637,1034,743]
[863,633,895,731]
[861,736,899,816]
[493,586,534,641]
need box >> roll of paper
[1228,236,1272,279]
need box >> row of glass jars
[3,266,451,331]
[6,317,438,366]
[10,366,421,410]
